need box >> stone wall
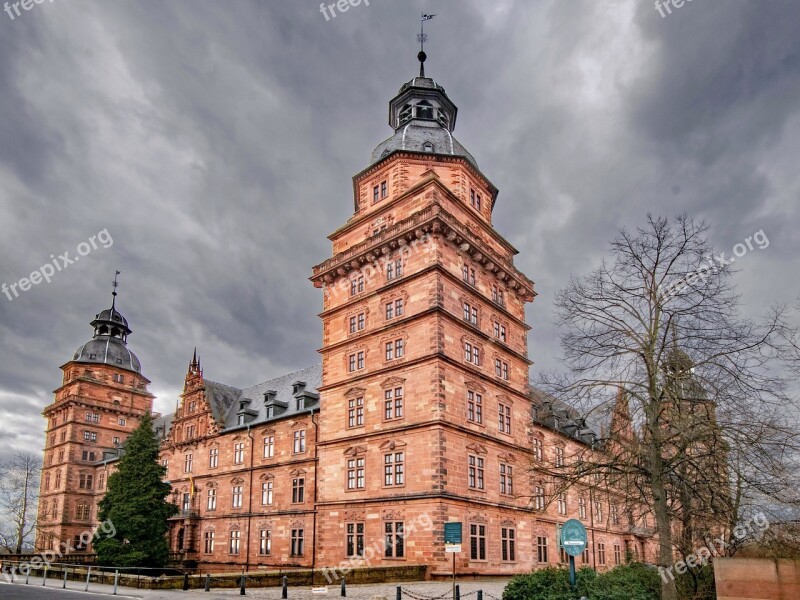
[715,557,800,600]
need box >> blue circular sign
[560,519,588,557]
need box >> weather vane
[418,13,436,77]
[111,270,120,308]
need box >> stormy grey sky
[0,0,798,463]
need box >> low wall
[2,563,428,590]
[714,558,800,600]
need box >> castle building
[36,56,656,575]
[36,289,154,554]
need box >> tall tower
[36,279,154,553]
[311,55,537,574]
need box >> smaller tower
[36,275,154,554]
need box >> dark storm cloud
[0,0,798,463]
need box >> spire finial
[418,13,436,77]
[111,270,121,309]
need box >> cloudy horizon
[1,0,799,463]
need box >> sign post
[444,523,463,600]
[560,519,588,591]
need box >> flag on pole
[422,14,436,21]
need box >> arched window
[437,109,449,128]
[398,104,412,126]
[415,101,433,120]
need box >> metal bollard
[113,570,119,595]
[455,584,461,600]
[25,565,31,585]
[477,591,483,600]
[43,565,48,586]
[63,567,68,589]
[85,567,92,592]
[205,573,211,592]
[240,572,246,596]
[282,575,288,599]
[10,565,14,583]
[183,573,190,591]
[396,586,402,600]
[340,576,346,597]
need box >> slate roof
[370,121,478,169]
[530,385,600,446]
[72,337,142,373]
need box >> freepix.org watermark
[0,520,116,583]
[654,0,694,19]
[319,0,370,21]
[3,0,54,21]
[658,512,770,583]
[322,512,434,584]
[2,229,113,302]
[659,229,769,302]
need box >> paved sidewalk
[1,575,510,600]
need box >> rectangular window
[209,447,219,468]
[501,528,516,562]
[384,522,404,558]
[261,481,273,505]
[381,180,387,198]
[233,442,245,465]
[598,542,606,566]
[293,430,306,453]
[614,544,621,565]
[498,403,512,434]
[468,455,485,490]
[207,488,217,511]
[500,463,514,495]
[611,505,619,525]
[291,529,304,556]
[83,431,97,442]
[204,531,215,554]
[384,452,404,486]
[230,530,241,555]
[461,265,476,286]
[349,351,365,372]
[532,438,543,461]
[534,486,546,510]
[385,302,394,320]
[85,412,99,423]
[259,529,272,555]
[78,474,93,490]
[55,471,61,488]
[292,477,305,503]
[595,501,603,522]
[470,524,486,561]
[384,387,404,420]
[464,342,481,365]
[350,276,365,296]
[537,536,548,563]
[579,497,587,519]
[348,397,364,427]
[346,522,365,557]
[118,418,126,426]
[232,486,243,508]
[555,446,565,467]
[184,453,193,473]
[466,390,483,424]
[113,436,120,445]
[557,493,567,515]
[347,457,366,490]
[373,185,380,203]
[387,259,403,280]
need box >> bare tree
[0,452,41,554]
[539,214,800,600]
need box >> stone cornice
[311,202,536,302]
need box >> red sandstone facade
[36,69,656,575]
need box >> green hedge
[503,563,661,600]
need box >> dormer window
[436,109,449,128]
[423,142,434,153]
[292,381,306,395]
[416,100,433,120]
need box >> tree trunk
[650,447,678,600]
